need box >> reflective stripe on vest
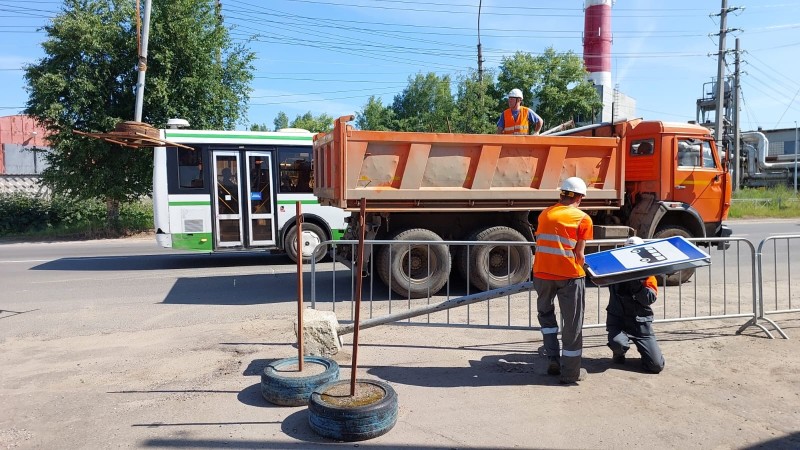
[502,106,530,135]
[562,349,582,357]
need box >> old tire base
[308,379,398,441]
[261,356,339,407]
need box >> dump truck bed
[313,116,624,212]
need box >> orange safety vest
[643,276,658,295]
[502,106,531,135]
[533,204,593,279]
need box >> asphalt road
[1,219,799,449]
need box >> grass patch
[729,185,800,218]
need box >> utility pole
[733,38,741,191]
[794,121,798,194]
[713,0,728,147]
[477,0,484,81]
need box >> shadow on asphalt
[29,252,288,271]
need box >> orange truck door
[671,137,725,223]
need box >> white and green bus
[152,123,347,262]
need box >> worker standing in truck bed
[497,88,543,135]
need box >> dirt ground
[2,310,799,449]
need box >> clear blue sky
[1,0,799,131]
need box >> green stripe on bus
[165,132,312,141]
[169,201,211,206]
[277,200,319,205]
[171,232,213,251]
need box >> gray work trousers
[534,276,585,380]
[607,314,665,373]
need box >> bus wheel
[308,379,398,441]
[653,226,695,286]
[285,223,327,264]
[376,228,451,299]
[261,356,339,406]
[459,226,532,291]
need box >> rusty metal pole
[350,199,367,396]
[296,202,304,371]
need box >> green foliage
[356,96,395,131]
[392,72,456,132]
[498,48,602,129]
[0,193,152,238]
[454,70,499,134]
[23,0,254,230]
[729,186,800,218]
[273,112,289,131]
[356,49,599,133]
[289,111,334,133]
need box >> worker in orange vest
[606,236,666,373]
[496,88,543,135]
[533,177,593,384]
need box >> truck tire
[284,222,327,264]
[261,356,339,406]
[308,379,398,442]
[376,228,451,299]
[458,226,532,291]
[653,226,695,286]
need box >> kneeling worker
[606,236,666,373]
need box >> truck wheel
[284,222,327,264]
[458,226,532,291]
[308,379,398,441]
[261,356,339,406]
[653,226,695,286]
[376,228,451,298]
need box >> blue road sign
[584,236,710,286]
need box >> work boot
[559,368,588,384]
[612,352,626,364]
[546,357,561,376]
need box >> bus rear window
[178,147,204,188]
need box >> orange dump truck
[313,116,731,298]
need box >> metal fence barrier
[307,235,790,338]
[754,235,800,339]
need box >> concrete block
[295,308,341,357]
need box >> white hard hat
[625,236,644,246]
[560,177,587,196]
[507,88,524,100]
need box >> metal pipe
[337,281,534,336]
[134,0,152,122]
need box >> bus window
[278,149,313,193]
[178,147,204,188]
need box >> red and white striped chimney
[583,0,614,121]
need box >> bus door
[212,152,243,248]
[244,151,277,246]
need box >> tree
[497,48,601,130]
[391,72,455,132]
[23,0,254,230]
[273,111,289,131]
[531,48,602,127]
[356,96,395,131]
[454,70,499,134]
[289,112,334,133]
